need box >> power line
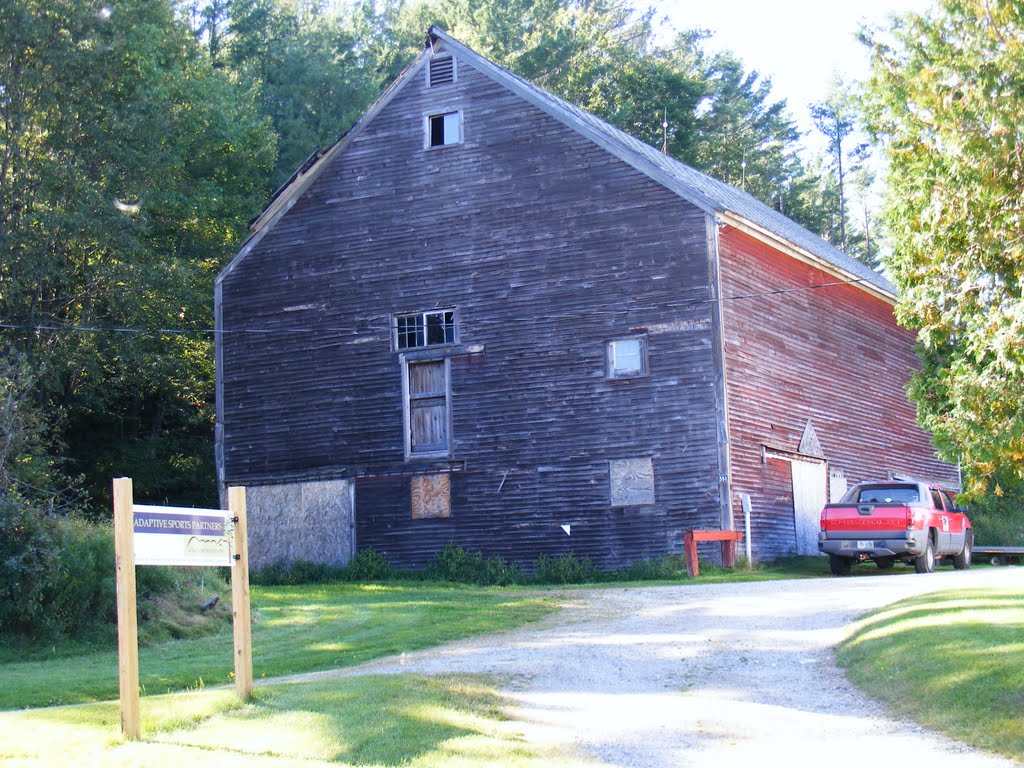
[0,275,877,337]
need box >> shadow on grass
[2,675,545,766]
[153,674,528,765]
[837,588,1024,760]
[841,590,1024,646]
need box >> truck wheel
[829,554,852,576]
[914,535,936,574]
[953,531,973,570]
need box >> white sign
[133,505,233,567]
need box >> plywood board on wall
[412,474,451,519]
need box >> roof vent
[429,56,454,87]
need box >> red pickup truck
[818,481,972,576]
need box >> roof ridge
[428,25,893,298]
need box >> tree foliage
[810,76,870,257]
[0,0,275,509]
[0,0,840,516]
[862,0,1024,486]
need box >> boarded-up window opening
[609,458,655,507]
[429,56,454,86]
[427,112,460,147]
[411,474,451,518]
[407,360,450,456]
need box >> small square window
[427,111,461,148]
[607,336,648,379]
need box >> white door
[792,460,828,555]
[829,468,848,503]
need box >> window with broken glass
[426,111,461,147]
[395,309,456,350]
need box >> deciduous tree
[862,0,1024,485]
[0,1,275,509]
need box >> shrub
[0,493,61,637]
[252,559,347,585]
[613,554,686,581]
[251,556,396,585]
[966,493,1024,546]
[427,543,521,586]
[1,497,127,640]
[46,517,118,639]
[532,552,599,584]
[344,548,394,582]
[1,494,233,643]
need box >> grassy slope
[0,583,556,709]
[837,587,1024,761]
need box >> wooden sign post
[113,478,253,740]
[229,486,253,699]
[113,478,140,740]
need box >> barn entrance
[791,459,827,555]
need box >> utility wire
[0,275,876,337]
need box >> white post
[741,493,753,564]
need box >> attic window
[429,56,455,86]
[427,111,461,148]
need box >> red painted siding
[718,226,958,559]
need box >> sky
[652,0,932,140]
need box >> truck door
[939,489,966,552]
[930,488,953,553]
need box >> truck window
[851,484,919,504]
[930,489,945,509]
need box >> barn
[215,26,958,571]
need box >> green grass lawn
[0,582,557,710]
[3,564,1017,765]
[837,587,1024,761]
[0,557,842,711]
[0,674,597,767]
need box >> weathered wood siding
[717,226,959,559]
[219,54,724,569]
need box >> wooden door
[792,460,827,555]
[407,360,450,455]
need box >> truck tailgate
[821,503,910,538]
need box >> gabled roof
[228,26,894,300]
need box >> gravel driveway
[294,567,1024,767]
